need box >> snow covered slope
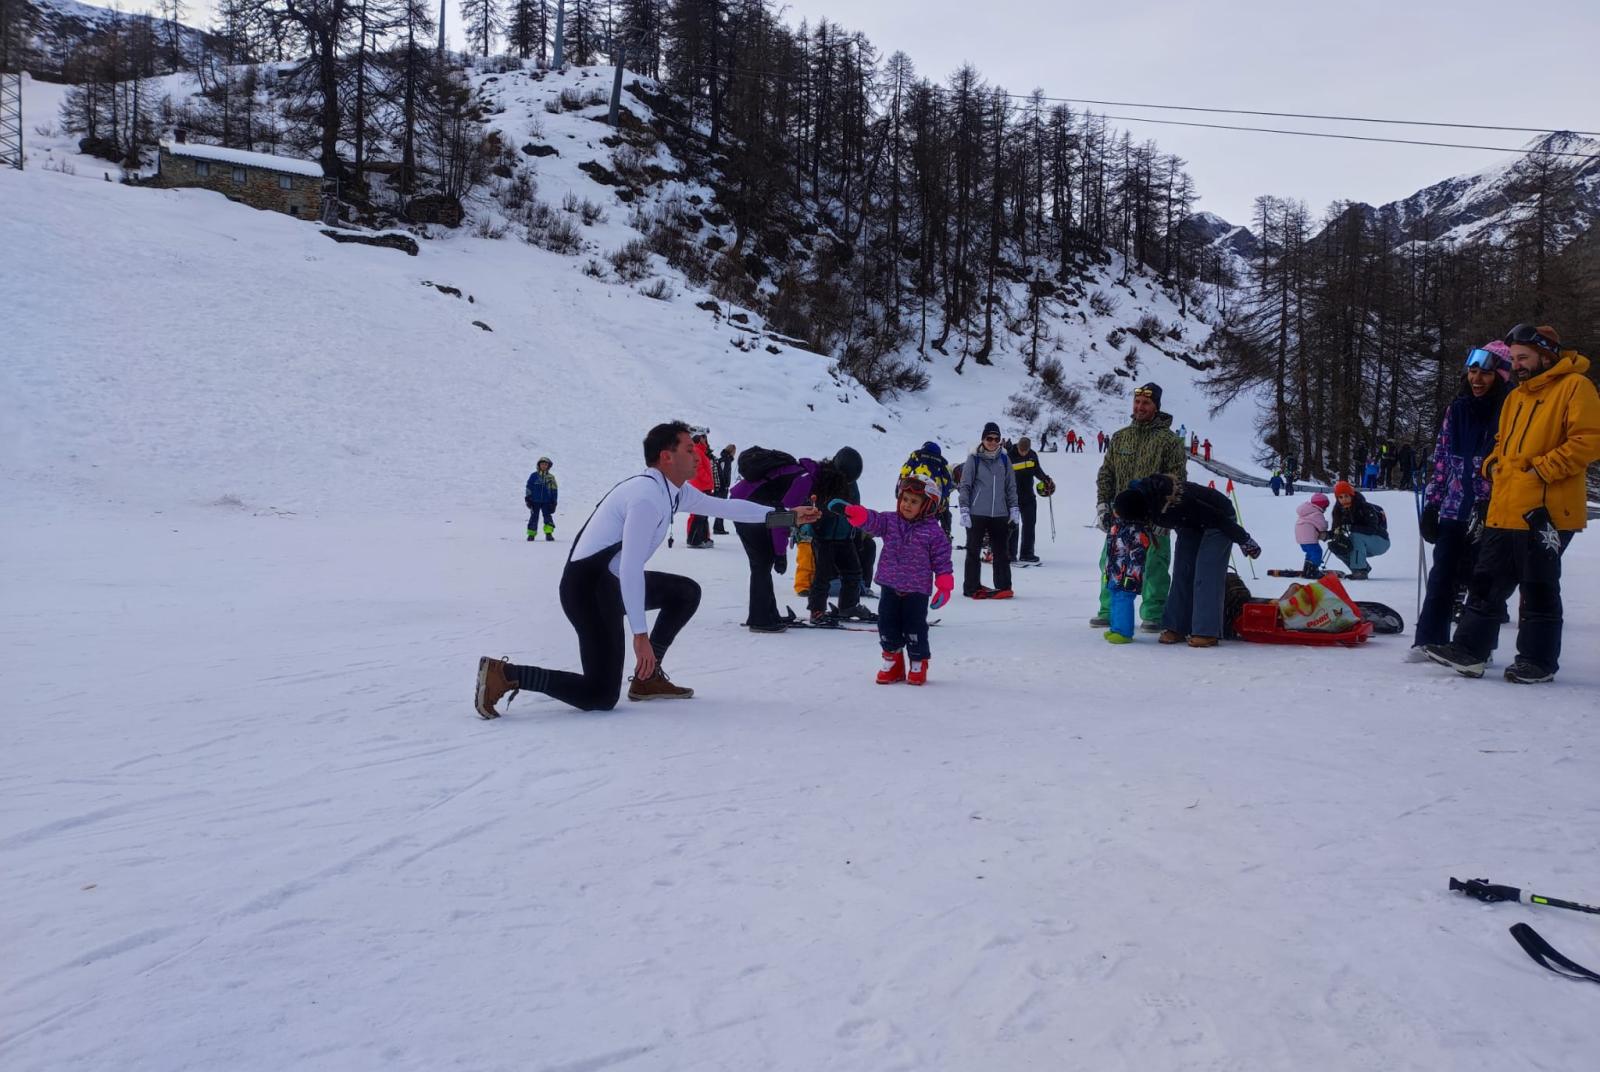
[5,68,1599,1072]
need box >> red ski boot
[906,658,929,686]
[876,651,906,684]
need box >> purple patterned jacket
[854,508,954,596]
[1423,396,1499,521]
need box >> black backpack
[737,446,798,483]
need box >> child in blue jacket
[525,457,558,541]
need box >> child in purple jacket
[837,476,954,685]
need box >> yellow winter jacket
[1483,351,1600,531]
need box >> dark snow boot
[1424,643,1486,678]
[1503,659,1554,684]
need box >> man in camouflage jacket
[1091,382,1188,628]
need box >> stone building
[154,134,325,219]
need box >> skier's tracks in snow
[532,1043,658,1072]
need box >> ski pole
[1413,482,1426,619]
[1048,495,1056,543]
[1225,479,1256,579]
[1450,877,1600,916]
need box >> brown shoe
[1187,635,1219,648]
[1158,630,1185,645]
[475,656,518,719]
[628,668,694,701]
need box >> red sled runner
[1231,573,1376,647]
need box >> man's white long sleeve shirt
[571,469,776,634]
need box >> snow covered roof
[160,140,324,179]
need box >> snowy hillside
[17,0,218,71]
[6,65,1600,1072]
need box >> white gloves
[959,510,972,531]
[1009,508,1022,526]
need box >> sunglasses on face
[1504,323,1560,355]
[1464,348,1503,371]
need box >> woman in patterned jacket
[1410,342,1510,655]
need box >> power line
[1008,94,1600,139]
[681,61,1599,159]
[1080,113,1599,160]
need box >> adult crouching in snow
[1112,475,1261,647]
[1328,480,1390,579]
[1091,382,1188,629]
[1409,342,1511,656]
[959,422,1020,598]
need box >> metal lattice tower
[0,72,22,171]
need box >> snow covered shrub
[1105,328,1126,349]
[1089,289,1119,318]
[640,279,674,301]
[1131,313,1163,342]
[562,190,581,214]
[538,218,584,255]
[583,258,606,278]
[1006,394,1042,426]
[1037,358,1087,418]
[579,199,606,226]
[1096,372,1122,394]
[558,88,589,112]
[1123,345,1140,371]
[543,98,562,115]
[608,240,652,282]
[473,217,509,240]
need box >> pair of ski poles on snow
[1451,877,1600,984]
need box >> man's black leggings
[537,545,701,711]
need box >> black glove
[1419,504,1439,544]
[773,554,787,576]
[525,496,535,509]
[1240,537,1262,560]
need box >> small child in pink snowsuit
[1295,492,1331,577]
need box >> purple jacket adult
[852,508,953,596]
[731,459,820,557]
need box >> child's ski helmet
[537,456,552,468]
[896,474,941,519]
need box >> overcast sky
[127,0,1600,227]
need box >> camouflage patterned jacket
[1094,411,1188,505]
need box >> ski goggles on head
[1504,323,1561,355]
[1464,348,1504,371]
[1133,386,1157,399]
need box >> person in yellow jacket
[1426,324,1600,683]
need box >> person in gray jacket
[959,421,1022,598]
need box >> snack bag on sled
[1277,577,1361,633]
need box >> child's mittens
[931,573,954,610]
[842,504,868,527]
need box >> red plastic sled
[1232,574,1375,647]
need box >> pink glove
[931,573,954,610]
[843,504,869,527]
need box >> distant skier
[1202,438,1212,462]
[685,433,717,547]
[711,443,735,535]
[835,475,954,686]
[475,421,819,716]
[1268,471,1283,496]
[525,457,559,541]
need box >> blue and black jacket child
[525,458,558,540]
[1103,513,1152,642]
